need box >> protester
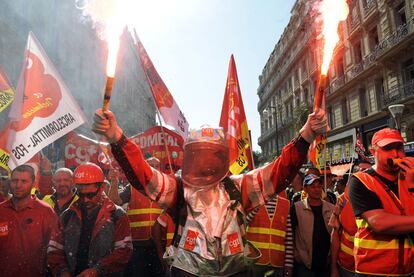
[348,128,414,276]
[286,171,304,204]
[329,177,356,277]
[105,157,165,277]
[0,164,60,277]
[92,107,328,276]
[0,168,11,202]
[42,167,78,215]
[48,162,132,277]
[246,194,293,277]
[291,174,334,277]
[152,210,176,275]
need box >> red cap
[371,128,405,147]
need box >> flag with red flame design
[133,31,188,140]
[219,55,254,174]
[6,32,86,169]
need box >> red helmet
[74,162,105,184]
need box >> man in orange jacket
[348,128,414,276]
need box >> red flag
[0,67,15,114]
[219,55,254,174]
[6,32,86,169]
[132,31,188,140]
[308,134,327,170]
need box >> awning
[330,163,353,177]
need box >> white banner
[7,32,86,169]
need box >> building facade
[0,0,156,137]
[258,0,414,164]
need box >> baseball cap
[371,128,405,147]
[303,174,322,186]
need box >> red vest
[246,197,290,267]
[353,172,414,276]
[127,188,162,240]
[337,192,357,272]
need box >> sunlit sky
[125,0,296,151]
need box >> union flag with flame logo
[219,55,254,174]
[6,32,86,169]
[133,30,188,140]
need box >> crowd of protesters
[0,107,414,277]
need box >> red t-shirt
[0,196,59,277]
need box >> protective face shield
[182,126,229,188]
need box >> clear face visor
[182,142,229,188]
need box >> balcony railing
[363,0,377,18]
[330,75,345,93]
[349,14,361,32]
[383,80,414,107]
[340,17,414,88]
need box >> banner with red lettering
[64,131,110,170]
[130,126,184,173]
[6,32,86,170]
[65,126,184,174]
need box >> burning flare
[319,0,349,75]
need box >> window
[395,2,407,26]
[368,26,379,52]
[327,106,334,128]
[336,56,345,76]
[359,88,368,117]
[402,58,414,84]
[303,88,309,104]
[353,41,363,63]
[342,98,349,124]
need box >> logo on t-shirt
[228,232,241,254]
[0,222,8,237]
[183,229,198,251]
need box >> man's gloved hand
[92,109,123,143]
[299,108,330,143]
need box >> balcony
[383,80,414,107]
[363,0,377,19]
[330,75,345,94]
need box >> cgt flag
[132,30,189,140]
[219,55,254,174]
[0,67,15,114]
[6,32,86,170]
[308,134,327,170]
[0,124,11,171]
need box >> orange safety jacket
[246,196,290,267]
[128,188,162,241]
[165,213,175,247]
[337,191,357,272]
[353,172,414,276]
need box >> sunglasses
[76,189,100,199]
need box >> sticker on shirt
[0,222,8,237]
[228,232,242,254]
[183,229,198,251]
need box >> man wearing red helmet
[48,162,132,277]
[348,128,414,276]
[92,108,329,276]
